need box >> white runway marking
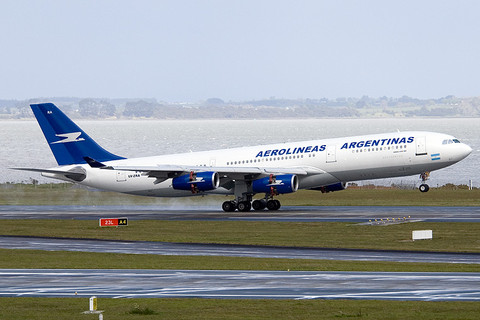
[0,269,479,301]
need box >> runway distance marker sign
[99,218,128,227]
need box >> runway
[1,269,479,300]
[2,205,480,301]
[1,205,480,222]
[1,235,480,264]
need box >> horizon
[0,94,472,104]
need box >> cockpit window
[442,139,461,144]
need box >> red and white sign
[99,218,128,227]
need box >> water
[1,118,478,187]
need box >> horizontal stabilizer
[11,167,86,182]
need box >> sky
[1,0,480,102]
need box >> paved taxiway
[1,205,480,222]
[2,235,480,264]
[1,269,479,300]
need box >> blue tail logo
[51,132,85,144]
[31,103,125,165]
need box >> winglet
[31,103,125,165]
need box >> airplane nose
[460,143,473,159]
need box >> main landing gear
[222,196,281,212]
[222,180,282,212]
[419,172,430,193]
[253,198,281,211]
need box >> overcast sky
[1,0,480,101]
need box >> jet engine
[252,174,298,194]
[172,171,219,193]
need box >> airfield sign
[99,218,128,227]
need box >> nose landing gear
[419,184,430,192]
[419,172,430,192]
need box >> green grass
[0,298,479,320]
[0,248,479,272]
[1,183,480,206]
[1,220,480,253]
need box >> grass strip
[1,248,479,272]
[0,297,479,320]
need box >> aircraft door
[415,136,427,156]
[116,171,127,182]
[326,145,337,163]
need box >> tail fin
[31,103,125,165]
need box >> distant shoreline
[2,95,480,119]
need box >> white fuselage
[43,131,472,197]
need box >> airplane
[14,103,472,212]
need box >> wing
[110,164,325,186]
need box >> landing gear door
[326,145,337,163]
[415,136,427,156]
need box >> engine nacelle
[252,174,298,194]
[172,171,219,193]
[311,182,346,193]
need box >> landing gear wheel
[267,199,281,211]
[237,201,252,212]
[252,199,266,211]
[274,200,281,210]
[419,184,430,193]
[222,201,236,212]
